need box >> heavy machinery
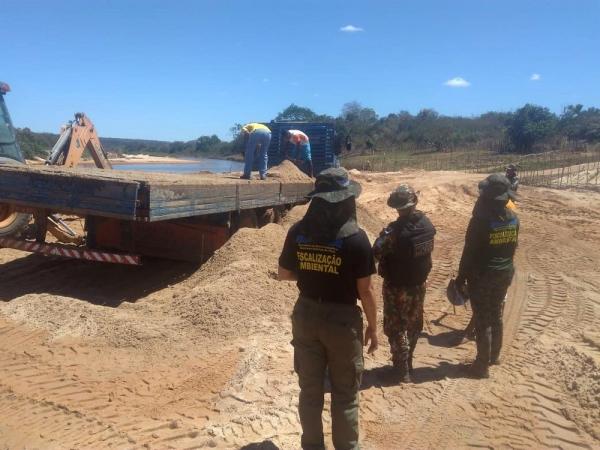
[46,112,112,169]
[1,83,113,241]
[0,83,313,264]
[0,82,31,237]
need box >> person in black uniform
[456,173,519,378]
[278,167,378,450]
[505,164,519,192]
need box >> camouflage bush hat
[306,167,362,203]
[478,173,516,201]
[387,184,418,209]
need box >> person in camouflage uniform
[382,283,426,375]
[456,174,519,379]
[373,185,436,382]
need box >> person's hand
[0,83,10,94]
[364,325,378,354]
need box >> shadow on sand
[0,253,199,307]
[240,441,281,450]
[361,361,470,389]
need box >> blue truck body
[263,121,337,175]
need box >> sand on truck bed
[0,169,598,449]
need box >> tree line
[16,102,600,160]
[271,102,600,155]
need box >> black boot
[490,322,503,365]
[470,326,491,379]
[393,358,412,383]
[408,337,417,374]
[468,360,489,379]
[397,361,412,383]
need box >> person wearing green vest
[456,174,519,378]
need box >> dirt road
[0,170,598,449]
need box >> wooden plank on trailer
[0,165,140,219]
[148,181,288,221]
[281,182,312,202]
[0,163,313,222]
[148,184,238,221]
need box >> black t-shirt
[279,222,376,305]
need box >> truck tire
[0,157,31,237]
[0,204,30,237]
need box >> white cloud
[340,25,364,33]
[444,77,471,88]
[530,73,541,81]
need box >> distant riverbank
[111,154,198,164]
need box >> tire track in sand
[0,318,212,449]
[393,221,596,449]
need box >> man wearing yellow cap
[240,122,271,180]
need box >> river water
[113,159,243,173]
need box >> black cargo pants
[291,295,364,450]
[468,269,514,364]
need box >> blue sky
[2,0,599,141]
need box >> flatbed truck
[0,85,313,265]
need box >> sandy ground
[0,169,598,449]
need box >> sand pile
[168,223,299,339]
[267,159,313,182]
[0,294,184,348]
[1,169,600,449]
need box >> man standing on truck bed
[282,129,313,177]
[278,168,378,450]
[455,174,519,379]
[241,122,271,180]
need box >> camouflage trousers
[382,281,426,367]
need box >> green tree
[275,104,319,121]
[168,141,186,154]
[341,101,378,124]
[416,108,439,120]
[229,123,243,139]
[560,105,600,142]
[339,102,379,149]
[195,135,222,153]
[507,104,557,153]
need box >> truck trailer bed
[0,162,313,222]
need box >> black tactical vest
[379,212,436,286]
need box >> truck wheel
[0,203,30,237]
[0,158,32,237]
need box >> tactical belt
[298,295,357,307]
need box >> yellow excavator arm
[46,113,112,169]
